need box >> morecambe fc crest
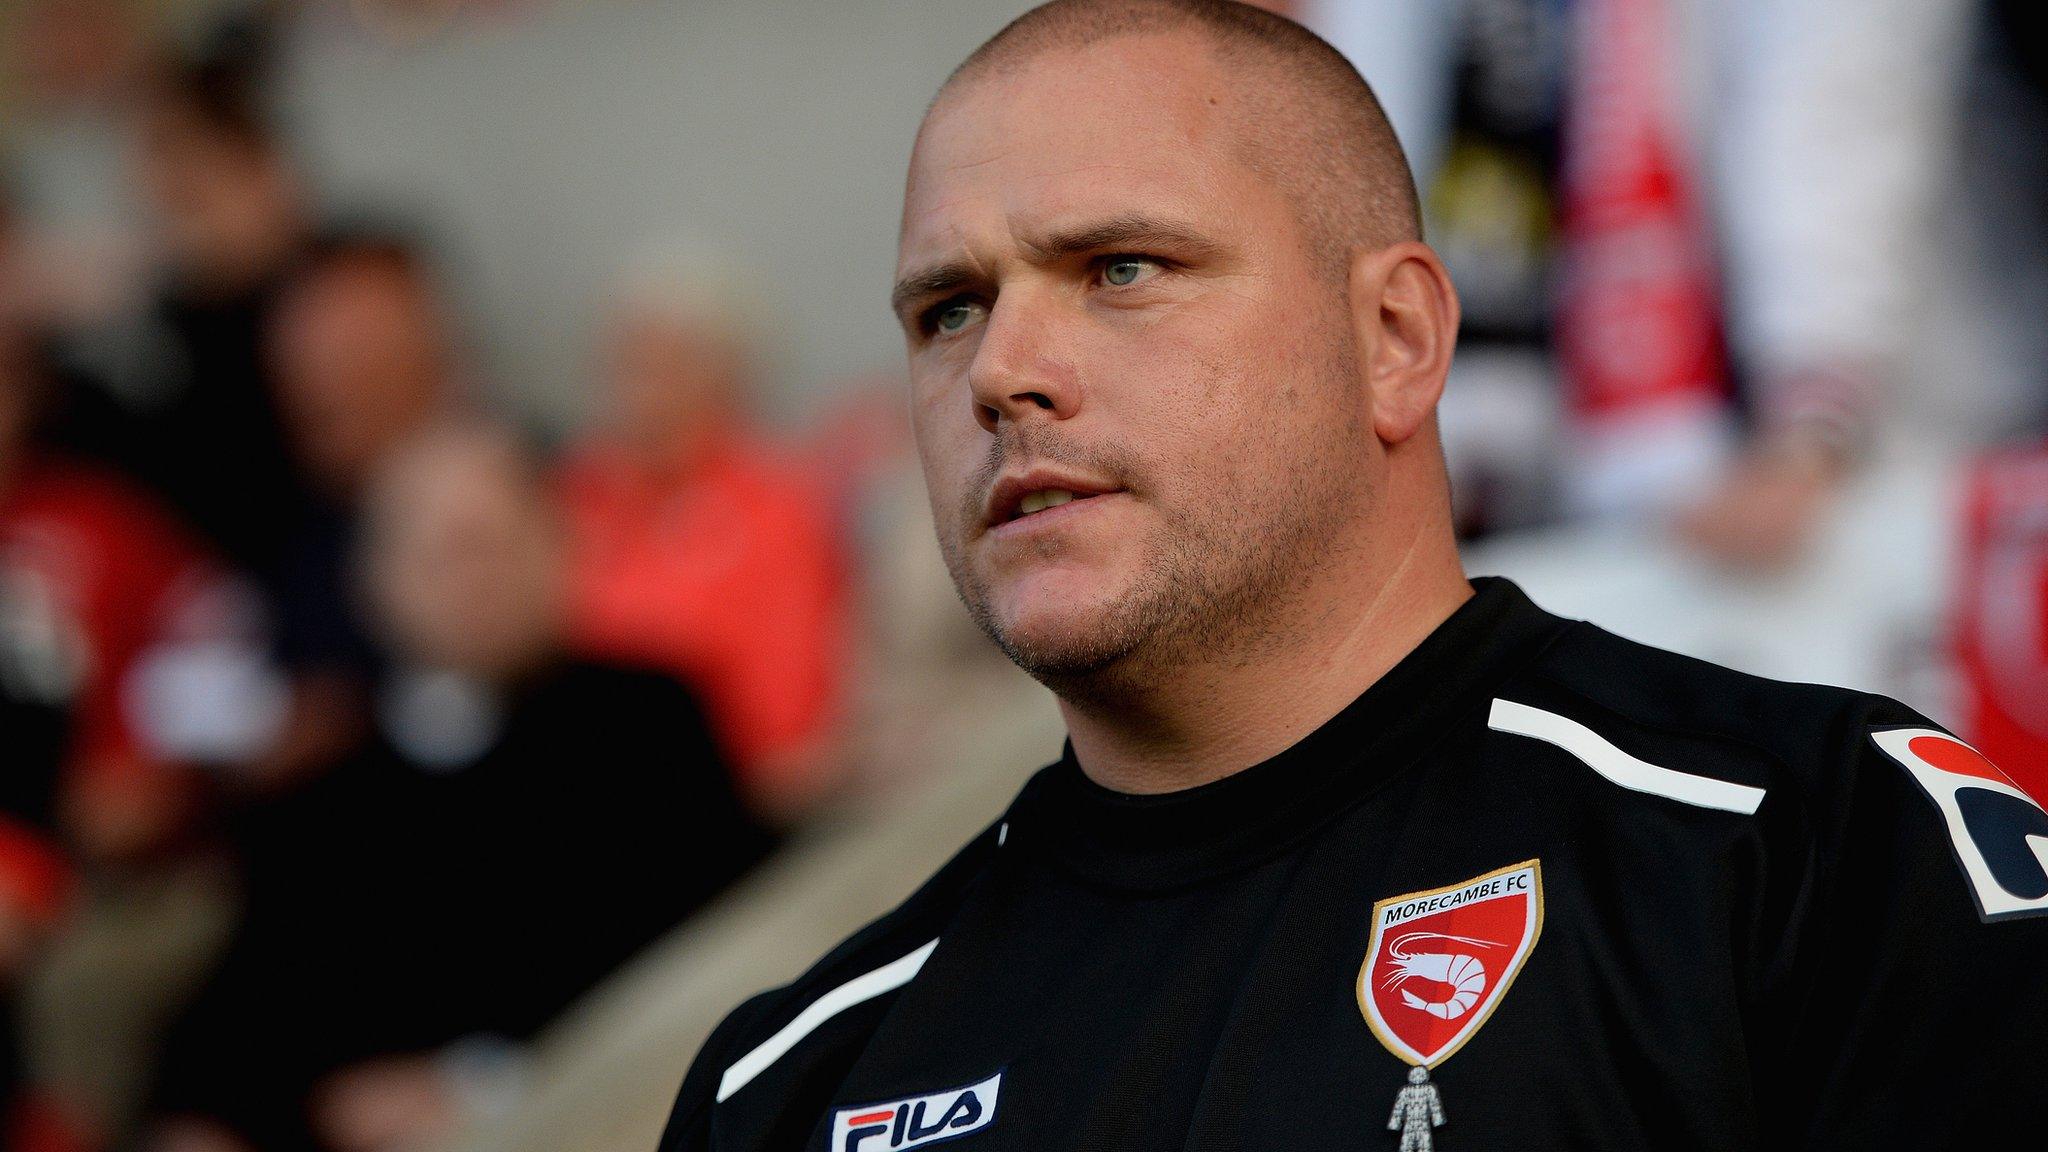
[1359,860,1543,1068]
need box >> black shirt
[156,660,777,1152]
[660,577,2048,1151]
[53,272,310,583]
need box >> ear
[1347,241,1460,446]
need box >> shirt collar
[1004,576,1576,892]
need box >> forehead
[286,261,423,319]
[900,32,1261,268]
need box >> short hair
[143,55,279,156]
[607,230,770,358]
[937,0,1421,269]
[289,220,441,292]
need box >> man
[256,226,471,784]
[150,425,773,1152]
[558,244,851,816]
[63,55,312,584]
[660,2,2048,1149]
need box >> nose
[965,295,1081,435]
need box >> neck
[1057,509,1471,796]
[628,412,733,482]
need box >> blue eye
[932,300,986,336]
[1102,257,1161,287]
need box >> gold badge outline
[1356,857,1545,1069]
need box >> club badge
[1358,859,1543,1150]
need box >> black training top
[659,577,2048,1151]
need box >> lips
[983,468,1124,531]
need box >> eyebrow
[890,264,977,322]
[890,213,1222,321]
[1025,215,1221,263]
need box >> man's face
[601,309,743,467]
[896,33,1375,682]
[366,442,563,679]
[135,104,291,284]
[270,259,447,493]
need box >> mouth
[983,471,1126,535]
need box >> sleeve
[655,990,780,1152]
[0,813,73,931]
[0,641,75,932]
[1760,695,2048,1148]
[68,483,218,787]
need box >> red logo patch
[1358,860,1543,1068]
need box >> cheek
[1088,323,1264,477]
[1184,298,1349,437]
[909,377,979,508]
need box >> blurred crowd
[0,6,876,1150]
[1305,0,2048,794]
[0,1,2041,1152]
[1304,0,2048,544]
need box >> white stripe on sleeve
[1488,699,1767,816]
[716,938,939,1103]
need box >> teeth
[1017,489,1078,517]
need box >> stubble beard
[941,336,1365,703]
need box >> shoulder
[549,659,696,699]
[658,816,1008,1146]
[1496,616,2048,923]
[531,661,725,759]
[1493,616,1924,811]
[1493,632,2048,1136]
[9,455,178,535]
[537,660,706,719]
[4,456,211,586]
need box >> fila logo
[1871,727,2048,921]
[830,1072,1001,1152]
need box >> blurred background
[0,0,2040,1149]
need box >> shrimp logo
[1359,860,1542,1068]
[1380,932,1500,1020]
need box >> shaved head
[931,0,1421,273]
[897,0,1461,718]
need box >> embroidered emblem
[1359,860,1543,1148]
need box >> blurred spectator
[145,423,774,1152]
[254,224,472,786]
[1678,0,1979,568]
[0,590,80,1152]
[1954,444,2048,803]
[2,256,280,1152]
[0,0,152,328]
[558,244,851,818]
[0,301,227,867]
[0,332,73,929]
[0,326,80,1152]
[1307,0,1983,552]
[1945,1,2048,792]
[1309,0,1740,534]
[50,49,313,589]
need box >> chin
[980,579,1147,681]
[998,619,1123,678]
